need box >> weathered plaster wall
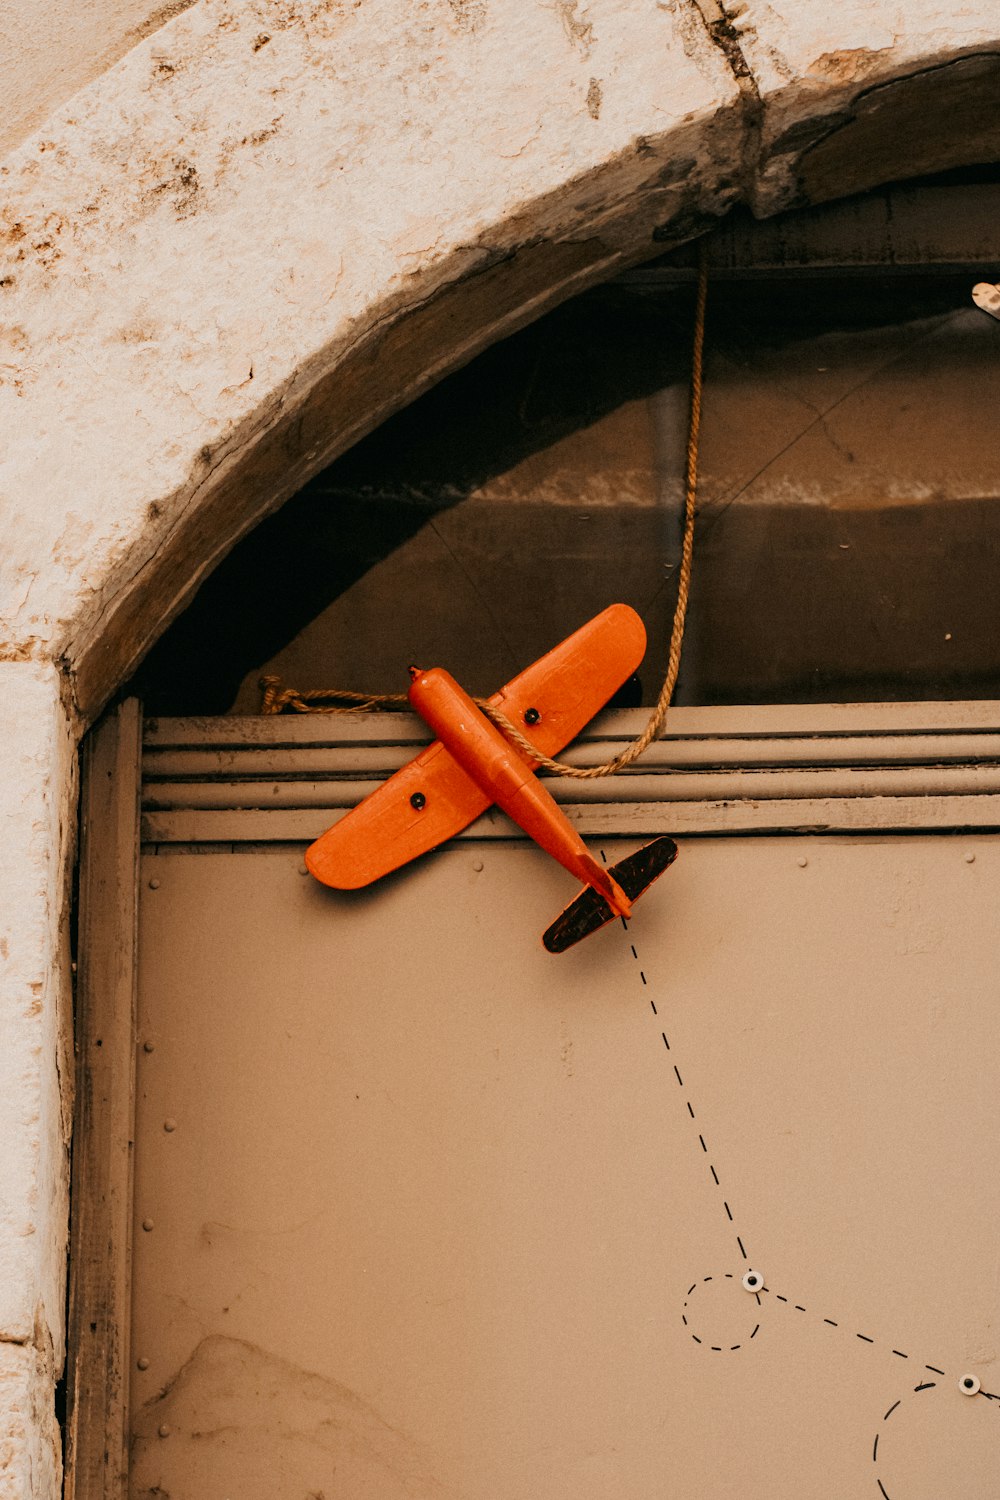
[0,0,998,1492]
[0,0,195,160]
[0,664,74,1498]
[2,0,998,725]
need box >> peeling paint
[553,0,594,56]
[447,0,487,29]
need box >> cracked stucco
[0,0,999,1493]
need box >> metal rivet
[148,878,160,890]
[143,1040,155,1053]
[297,864,308,876]
[472,859,484,873]
[141,1218,154,1232]
[163,1118,176,1133]
[524,707,541,726]
[797,857,808,868]
[742,1270,763,1293]
[136,1357,150,1371]
[960,1373,981,1395]
[965,852,976,864]
[158,1424,171,1439]
[410,792,426,811]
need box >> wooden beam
[620,183,1000,281]
[65,700,142,1500]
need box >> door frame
[65,696,1000,1495]
[65,700,142,1500]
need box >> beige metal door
[128,707,1000,1498]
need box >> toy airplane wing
[305,603,645,889]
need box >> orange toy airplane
[305,604,677,952]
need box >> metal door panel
[131,831,1000,1498]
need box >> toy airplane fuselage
[306,604,677,950]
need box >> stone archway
[1,1,999,1491]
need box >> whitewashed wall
[1,1,998,1491]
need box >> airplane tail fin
[542,837,678,954]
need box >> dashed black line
[618,868,960,1403]
[761,1288,948,1383]
[875,1382,949,1499]
[615,881,750,1269]
[682,1275,762,1355]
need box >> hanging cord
[261,239,709,777]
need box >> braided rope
[261,240,709,777]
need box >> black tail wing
[542,836,678,954]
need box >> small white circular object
[959,1373,981,1396]
[742,1270,763,1293]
